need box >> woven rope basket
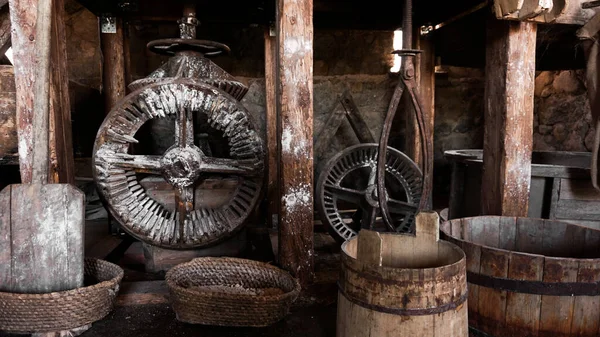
[166,257,301,327]
[0,258,124,333]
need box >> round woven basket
[166,257,301,327]
[0,258,124,333]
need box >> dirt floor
[79,303,337,337]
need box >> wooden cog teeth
[93,81,264,249]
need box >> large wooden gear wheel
[93,79,264,249]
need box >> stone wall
[534,70,593,152]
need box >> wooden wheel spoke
[324,184,364,205]
[103,153,162,174]
[175,185,195,242]
[387,198,418,215]
[175,106,194,147]
[200,157,262,176]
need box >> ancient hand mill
[93,5,265,249]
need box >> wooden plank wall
[276,0,315,286]
[482,19,536,217]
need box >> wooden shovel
[0,0,84,294]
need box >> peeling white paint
[281,125,309,157]
[282,183,311,214]
[283,36,312,56]
[282,126,293,153]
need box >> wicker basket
[0,258,124,333]
[166,257,301,327]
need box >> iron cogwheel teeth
[316,144,423,243]
[93,79,264,249]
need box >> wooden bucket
[441,216,600,337]
[337,212,468,337]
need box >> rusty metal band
[468,272,600,296]
[338,282,467,316]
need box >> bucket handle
[415,211,440,244]
[356,212,440,267]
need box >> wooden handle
[31,0,54,184]
[356,230,383,267]
[415,211,440,243]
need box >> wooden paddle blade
[0,184,84,293]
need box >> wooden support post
[407,32,435,200]
[9,0,74,184]
[482,19,536,216]
[264,28,279,232]
[101,17,126,114]
[276,0,314,285]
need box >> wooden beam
[482,19,536,217]
[9,0,74,183]
[494,0,598,25]
[264,28,279,232]
[407,32,435,193]
[101,17,126,114]
[276,0,314,286]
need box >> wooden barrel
[441,216,600,337]
[337,212,468,337]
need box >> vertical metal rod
[179,3,198,39]
[403,0,413,50]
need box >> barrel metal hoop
[468,271,600,296]
[342,261,464,287]
[338,282,468,316]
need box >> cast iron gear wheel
[316,144,422,243]
[93,79,264,249]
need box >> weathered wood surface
[314,91,373,165]
[0,184,85,293]
[0,65,17,164]
[482,19,536,217]
[447,149,600,228]
[264,29,278,231]
[314,96,346,160]
[9,0,74,183]
[0,0,84,303]
[337,212,468,337]
[339,90,375,144]
[441,216,600,336]
[277,0,315,286]
[494,0,598,25]
[101,17,126,114]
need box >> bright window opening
[5,47,13,64]
[390,29,403,73]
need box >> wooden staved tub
[338,212,468,337]
[441,216,600,337]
